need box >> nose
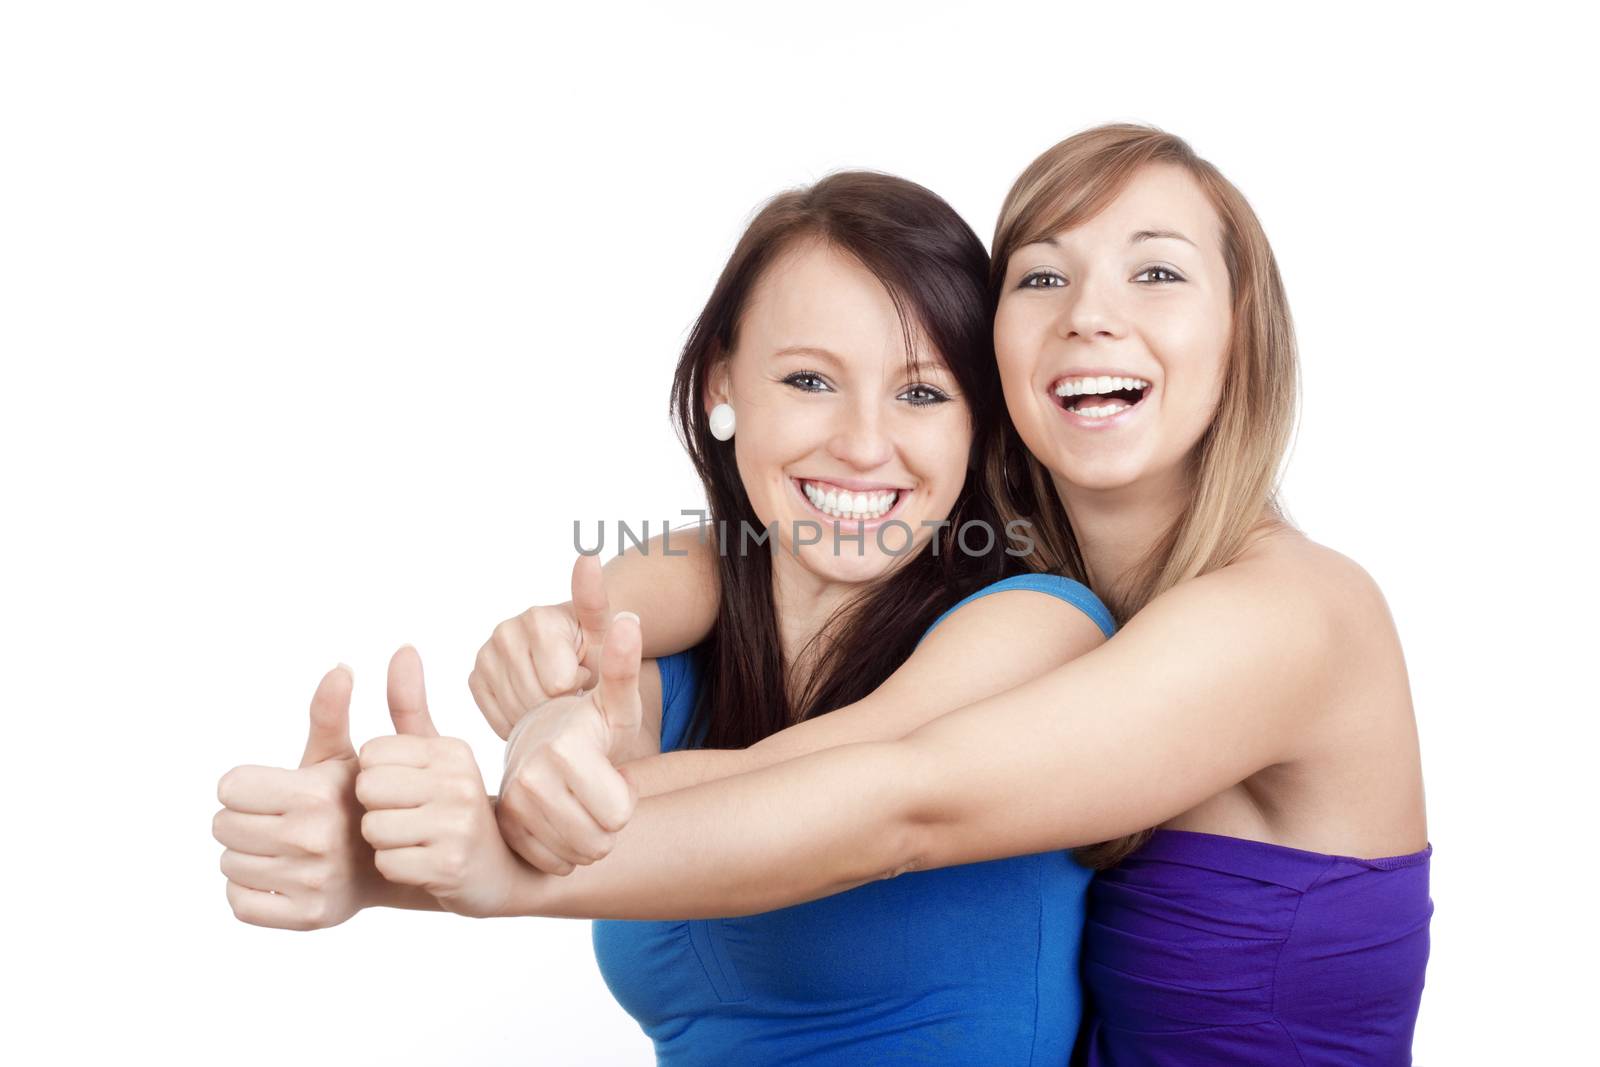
[826,395,895,470]
[1056,272,1127,342]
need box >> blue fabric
[593,573,1111,1065]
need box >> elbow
[852,737,941,883]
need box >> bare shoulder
[1156,527,1407,710]
[1128,526,1397,675]
[1230,527,1398,635]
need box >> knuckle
[295,820,338,857]
[300,862,329,893]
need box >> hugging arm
[620,581,1108,797]
[489,563,1330,919]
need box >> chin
[796,542,903,584]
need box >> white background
[3,2,1594,1064]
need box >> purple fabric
[1076,829,1432,1066]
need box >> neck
[768,550,862,695]
[1051,463,1192,599]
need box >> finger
[498,808,576,876]
[220,849,297,893]
[570,553,612,655]
[498,789,591,868]
[387,645,439,738]
[525,614,581,704]
[556,740,637,834]
[476,643,526,722]
[300,664,355,768]
[468,668,512,740]
[526,778,616,863]
[358,734,433,770]
[354,765,432,810]
[595,611,643,736]
[217,765,306,815]
[212,809,291,856]
[496,614,553,713]
[361,807,428,850]
[371,845,434,888]
[225,880,303,929]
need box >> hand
[214,663,389,931]
[357,645,528,918]
[496,611,643,875]
[468,553,613,740]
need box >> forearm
[495,741,923,920]
[602,525,719,659]
[618,747,758,798]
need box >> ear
[703,358,731,415]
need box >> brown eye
[1133,266,1184,283]
[1020,270,1067,289]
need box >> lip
[792,475,911,493]
[1048,381,1153,431]
[788,476,912,529]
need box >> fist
[469,554,613,739]
[213,664,382,931]
[357,646,525,918]
[496,611,643,875]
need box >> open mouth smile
[1050,374,1152,426]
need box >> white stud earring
[709,402,736,441]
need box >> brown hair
[670,171,1018,750]
[985,124,1300,868]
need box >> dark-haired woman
[216,171,1116,1063]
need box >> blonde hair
[984,124,1301,868]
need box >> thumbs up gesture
[356,645,525,918]
[495,611,644,875]
[469,553,612,739]
[213,664,384,930]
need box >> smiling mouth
[792,477,906,522]
[1051,375,1150,420]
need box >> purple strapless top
[1076,829,1432,1066]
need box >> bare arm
[602,524,720,659]
[618,584,1108,797]
[491,562,1334,919]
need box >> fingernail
[335,662,353,676]
[615,611,640,624]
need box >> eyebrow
[773,345,950,374]
[1130,228,1196,247]
[1033,228,1197,249]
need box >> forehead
[1034,163,1222,252]
[741,240,933,366]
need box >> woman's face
[709,239,972,586]
[993,163,1233,496]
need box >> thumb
[300,663,355,767]
[593,611,643,740]
[387,644,439,737]
[571,552,612,668]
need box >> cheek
[910,412,973,501]
[992,303,1037,387]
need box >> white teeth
[802,481,899,519]
[1054,375,1150,397]
[1073,403,1128,419]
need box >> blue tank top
[592,573,1114,1066]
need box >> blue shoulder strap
[918,573,1115,645]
